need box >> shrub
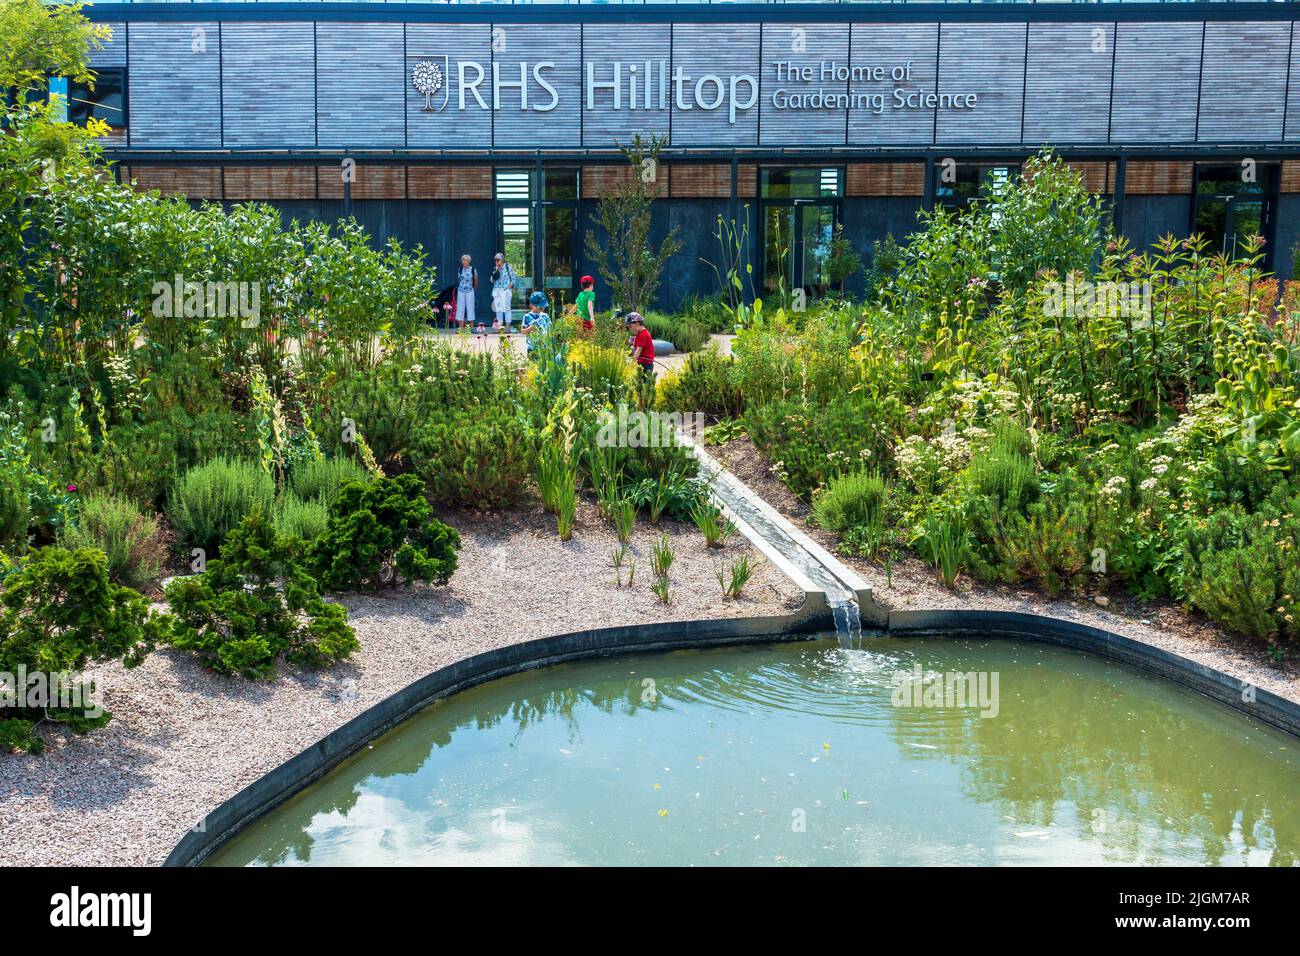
[569,339,634,404]
[167,457,274,557]
[812,470,887,534]
[309,474,460,591]
[644,313,709,353]
[745,395,905,499]
[165,513,357,679]
[0,468,31,553]
[288,456,369,506]
[412,408,533,507]
[0,547,167,747]
[656,345,745,419]
[59,492,165,591]
[1180,485,1300,648]
[274,493,330,545]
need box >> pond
[207,637,1298,866]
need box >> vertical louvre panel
[670,164,754,198]
[848,23,937,147]
[316,165,405,200]
[1111,22,1201,143]
[406,25,493,150]
[222,23,315,148]
[1124,161,1193,195]
[671,23,760,147]
[936,23,1026,145]
[846,163,925,197]
[1065,161,1115,195]
[128,165,223,199]
[1023,23,1113,146]
[407,166,493,200]
[1289,24,1300,142]
[760,23,849,146]
[1280,161,1300,193]
[1198,22,1290,143]
[316,23,404,148]
[582,24,671,147]
[581,164,642,199]
[223,166,318,201]
[491,23,581,149]
[128,22,221,148]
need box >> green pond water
[207,637,1299,866]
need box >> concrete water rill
[166,450,1300,866]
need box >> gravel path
[712,436,1300,705]
[0,502,800,867]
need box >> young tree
[0,0,108,96]
[584,134,682,315]
[825,222,864,296]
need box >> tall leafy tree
[584,134,682,314]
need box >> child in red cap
[626,312,654,381]
[575,276,596,335]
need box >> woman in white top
[490,252,517,334]
[454,254,477,329]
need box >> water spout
[831,599,863,650]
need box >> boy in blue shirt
[521,291,550,358]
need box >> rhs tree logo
[411,58,447,112]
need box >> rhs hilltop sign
[410,56,976,123]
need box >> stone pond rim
[165,604,1300,867]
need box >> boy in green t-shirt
[575,275,596,335]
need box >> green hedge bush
[165,513,358,679]
[309,474,461,591]
[167,458,274,557]
[59,492,166,591]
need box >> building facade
[78,2,1300,314]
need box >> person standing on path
[454,254,477,330]
[574,275,596,335]
[627,311,655,382]
[490,252,517,334]
[521,291,551,359]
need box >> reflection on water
[207,637,1298,867]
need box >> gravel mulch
[0,501,800,867]
[711,436,1300,705]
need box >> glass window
[1193,163,1275,261]
[494,169,533,201]
[761,167,843,199]
[543,168,579,200]
[68,69,126,129]
[935,163,1018,208]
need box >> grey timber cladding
[1198,21,1291,143]
[316,23,404,148]
[108,17,1300,151]
[847,22,938,147]
[1110,21,1203,143]
[90,23,126,69]
[406,24,493,150]
[1022,23,1114,146]
[935,22,1026,145]
[491,23,581,148]
[671,22,760,147]
[581,23,671,147]
[222,23,315,148]
[1290,23,1300,142]
[760,23,850,146]
[128,22,221,148]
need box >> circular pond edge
[166,602,1300,866]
